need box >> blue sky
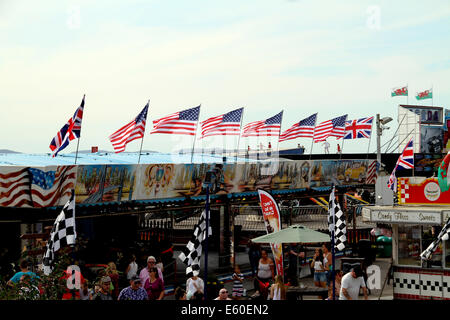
[0,0,449,155]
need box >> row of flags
[49,96,377,155]
[391,86,433,100]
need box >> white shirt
[339,273,366,300]
[127,261,138,280]
[186,277,204,297]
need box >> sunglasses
[220,291,228,294]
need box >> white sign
[362,207,372,221]
[370,210,441,224]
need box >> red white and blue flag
[344,117,374,139]
[49,95,85,157]
[279,113,317,142]
[388,137,414,191]
[150,105,200,136]
[200,108,243,139]
[313,115,347,142]
[241,111,283,137]
[109,102,149,153]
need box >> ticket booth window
[397,225,421,266]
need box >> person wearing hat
[118,275,148,300]
[92,276,114,301]
[339,265,368,300]
[139,256,164,286]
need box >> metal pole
[74,138,81,165]
[137,100,150,165]
[204,185,210,300]
[235,108,244,163]
[191,105,201,163]
[376,114,381,174]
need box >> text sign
[370,210,441,224]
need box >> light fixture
[380,117,393,125]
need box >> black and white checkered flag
[43,192,76,275]
[420,217,450,260]
[178,209,212,277]
[328,186,346,251]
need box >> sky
[1,0,449,156]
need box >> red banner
[258,190,284,278]
[398,177,450,205]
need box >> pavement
[165,248,394,300]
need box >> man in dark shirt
[92,276,113,301]
[287,243,305,286]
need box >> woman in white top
[322,243,332,286]
[253,250,274,299]
[125,254,138,280]
[186,275,204,300]
[310,248,327,288]
[269,275,286,300]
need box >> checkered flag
[178,209,212,277]
[328,186,346,251]
[43,192,77,275]
[420,217,450,260]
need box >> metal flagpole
[74,94,85,165]
[275,110,284,158]
[309,115,318,159]
[406,84,409,105]
[137,99,150,165]
[331,186,336,300]
[191,104,201,163]
[204,185,210,300]
[339,138,345,159]
[235,108,244,163]
[366,118,374,156]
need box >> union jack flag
[387,137,414,191]
[49,95,85,157]
[343,117,373,139]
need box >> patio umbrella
[251,224,330,244]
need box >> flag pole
[203,184,210,300]
[366,119,374,156]
[276,110,284,158]
[339,138,345,159]
[74,94,85,165]
[137,99,150,165]
[235,108,244,163]
[331,185,336,300]
[191,105,201,163]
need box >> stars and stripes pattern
[343,116,374,139]
[328,186,346,251]
[29,166,77,207]
[43,192,77,275]
[49,95,85,157]
[365,160,378,184]
[279,113,317,142]
[420,217,450,260]
[200,108,243,139]
[313,115,348,142]
[109,102,149,153]
[150,106,200,136]
[178,209,212,277]
[387,137,414,191]
[241,111,283,137]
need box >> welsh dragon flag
[391,86,408,97]
[416,89,432,100]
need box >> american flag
[150,105,200,136]
[49,95,85,157]
[343,117,373,139]
[241,111,283,137]
[387,138,414,191]
[313,115,348,142]
[365,160,378,184]
[0,168,32,207]
[29,166,77,207]
[109,102,149,153]
[200,108,243,139]
[279,113,317,142]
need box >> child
[232,265,244,299]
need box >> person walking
[186,274,204,300]
[118,275,148,300]
[269,275,286,300]
[339,265,368,300]
[252,250,274,299]
[322,243,332,286]
[323,140,330,154]
[144,267,165,300]
[311,248,327,288]
[231,265,244,299]
[247,240,261,277]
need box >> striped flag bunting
[328,186,346,251]
[178,209,212,277]
[200,108,243,139]
[43,192,77,275]
[313,115,348,142]
[0,168,32,207]
[109,102,149,153]
[150,106,200,136]
[279,113,317,142]
[49,95,85,157]
[241,111,283,137]
[343,116,373,139]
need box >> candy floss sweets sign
[258,190,284,278]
